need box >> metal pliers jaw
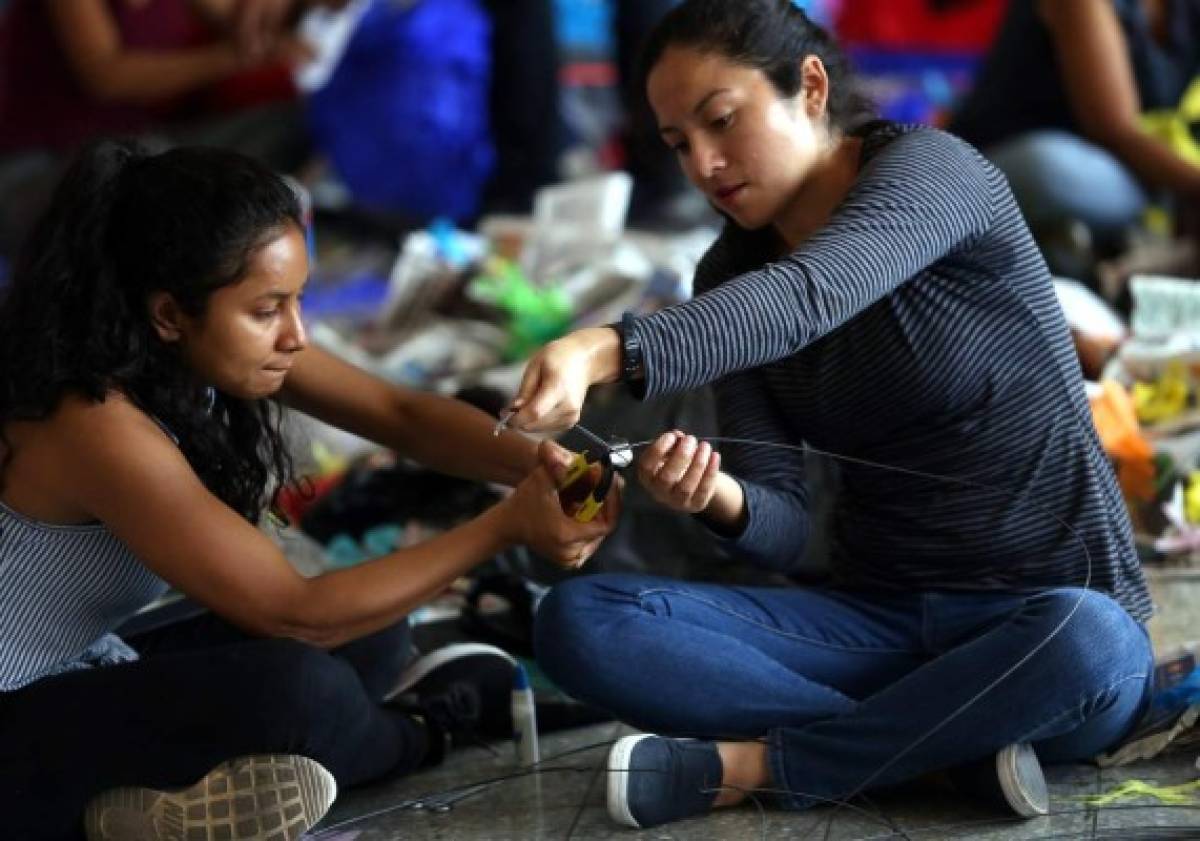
[558,438,631,523]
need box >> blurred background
[3,0,1200,685]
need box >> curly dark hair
[0,139,303,521]
[638,0,875,133]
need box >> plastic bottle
[511,663,540,767]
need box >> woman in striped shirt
[511,0,1155,830]
[0,141,617,840]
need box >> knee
[533,577,594,670]
[244,639,362,731]
[336,619,413,700]
[533,574,632,681]
[1027,590,1148,687]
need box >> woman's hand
[508,327,622,433]
[499,440,622,568]
[637,431,721,514]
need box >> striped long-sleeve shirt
[628,121,1152,622]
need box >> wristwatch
[614,311,646,397]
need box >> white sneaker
[385,642,516,701]
[996,742,1050,817]
[83,754,336,841]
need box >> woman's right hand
[499,440,622,568]
[508,327,622,434]
[637,431,722,514]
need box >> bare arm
[190,0,351,64]
[59,396,612,648]
[1039,0,1200,198]
[47,0,244,104]
[280,345,538,487]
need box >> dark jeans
[481,0,681,213]
[536,575,1154,810]
[0,614,426,840]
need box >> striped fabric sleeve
[631,128,999,399]
[705,366,812,571]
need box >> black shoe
[606,734,722,829]
[952,743,1049,818]
[386,643,517,746]
[411,681,486,767]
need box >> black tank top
[949,0,1200,150]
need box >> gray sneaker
[996,743,1050,817]
[953,742,1049,818]
[83,754,336,841]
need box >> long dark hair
[0,140,303,521]
[638,0,874,132]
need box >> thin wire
[570,421,613,452]
[319,426,1116,837]
[309,739,622,835]
[614,433,1095,821]
[821,802,1200,841]
[703,783,771,841]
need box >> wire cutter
[557,439,632,523]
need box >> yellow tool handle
[558,452,604,523]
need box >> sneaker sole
[997,743,1049,818]
[386,642,516,701]
[83,754,337,841]
[607,733,653,829]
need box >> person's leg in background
[0,619,428,839]
[615,0,713,228]
[166,101,313,176]
[987,131,1148,235]
[0,102,310,267]
[480,0,561,213]
[986,131,1149,281]
[0,151,63,264]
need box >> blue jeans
[986,131,1148,235]
[534,575,1153,809]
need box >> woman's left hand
[637,431,722,514]
[508,327,622,433]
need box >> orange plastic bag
[1091,379,1156,502]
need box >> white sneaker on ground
[83,753,336,841]
[995,742,1050,817]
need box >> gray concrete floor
[304,569,1200,840]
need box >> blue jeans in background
[986,131,1148,237]
[534,574,1153,809]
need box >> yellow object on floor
[1077,779,1200,807]
[1141,77,1200,167]
[1132,362,1189,425]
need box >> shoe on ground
[386,642,517,752]
[953,742,1049,818]
[84,753,336,841]
[606,733,722,829]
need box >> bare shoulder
[50,392,196,492]
[51,391,175,451]
[2,391,185,523]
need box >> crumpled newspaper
[1096,703,1200,768]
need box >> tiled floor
[305,570,1200,840]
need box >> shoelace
[421,682,501,759]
